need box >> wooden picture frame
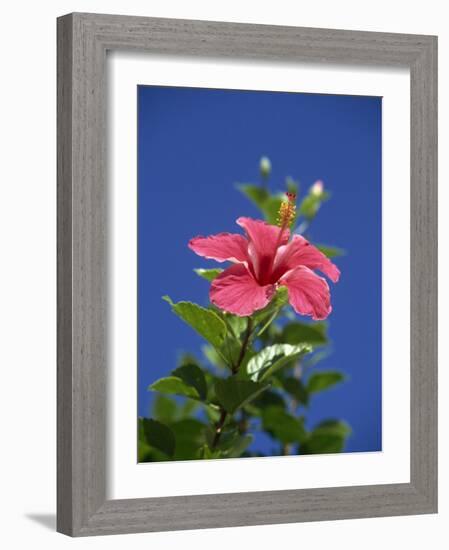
[57,12,437,536]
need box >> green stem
[256,308,280,338]
[297,219,311,236]
[232,317,253,375]
[261,174,269,191]
[281,443,293,455]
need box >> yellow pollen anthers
[277,192,297,228]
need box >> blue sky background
[138,85,382,454]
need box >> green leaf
[298,191,330,220]
[149,376,200,399]
[225,434,254,458]
[140,418,175,457]
[236,184,293,226]
[202,344,227,369]
[138,443,153,462]
[249,389,286,414]
[298,194,319,219]
[246,343,311,382]
[203,424,253,459]
[163,296,227,350]
[257,322,281,346]
[315,244,345,259]
[300,420,351,454]
[194,268,223,281]
[262,407,307,444]
[263,195,284,225]
[177,352,201,368]
[180,398,199,417]
[204,402,222,424]
[197,444,223,460]
[220,313,248,339]
[213,312,251,367]
[214,378,270,414]
[172,364,207,401]
[279,321,327,346]
[307,371,345,393]
[236,183,270,210]
[304,349,330,368]
[207,424,238,452]
[169,419,207,460]
[138,419,153,462]
[282,377,309,407]
[316,419,351,437]
[153,394,178,423]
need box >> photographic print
[137,86,382,462]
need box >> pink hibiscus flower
[189,194,340,320]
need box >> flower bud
[310,180,324,197]
[259,156,271,178]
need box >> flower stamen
[266,192,297,279]
[277,192,297,229]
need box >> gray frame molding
[57,12,437,536]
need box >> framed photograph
[57,13,437,536]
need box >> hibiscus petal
[280,265,332,320]
[236,217,290,283]
[210,264,275,317]
[273,235,340,283]
[188,233,249,264]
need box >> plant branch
[281,443,293,455]
[212,317,254,450]
[211,408,227,449]
[232,317,253,374]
